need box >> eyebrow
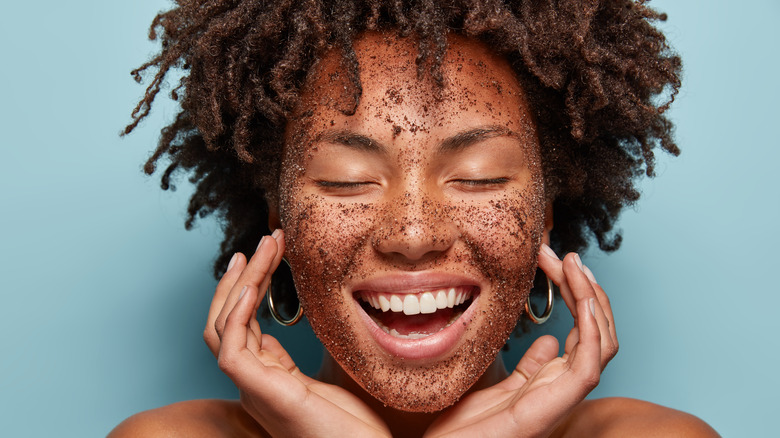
[314,126,517,154]
[316,131,387,153]
[438,127,516,153]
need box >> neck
[316,351,509,437]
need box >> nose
[373,189,457,263]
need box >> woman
[112,0,718,436]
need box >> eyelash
[452,177,510,186]
[316,180,372,189]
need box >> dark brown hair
[126,0,681,283]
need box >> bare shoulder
[108,399,268,438]
[555,397,720,438]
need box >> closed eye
[316,180,373,189]
[446,177,512,194]
[315,180,380,196]
[451,177,510,186]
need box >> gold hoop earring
[525,274,554,324]
[267,259,303,326]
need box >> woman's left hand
[424,245,618,438]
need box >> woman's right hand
[204,230,391,438]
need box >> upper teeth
[359,288,472,316]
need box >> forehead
[289,31,536,147]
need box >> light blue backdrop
[1,1,777,436]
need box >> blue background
[1,1,777,435]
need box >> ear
[542,202,553,246]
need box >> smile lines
[358,287,473,316]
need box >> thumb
[509,335,559,389]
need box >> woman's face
[279,32,547,412]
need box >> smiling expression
[277,32,547,412]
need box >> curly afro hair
[126,0,681,282]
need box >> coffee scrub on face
[278,33,547,411]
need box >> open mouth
[355,286,477,339]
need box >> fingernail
[256,236,267,251]
[574,253,584,272]
[589,298,596,317]
[583,265,597,284]
[540,243,559,260]
[238,286,248,300]
[271,229,282,240]
[227,253,238,271]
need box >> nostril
[373,216,457,262]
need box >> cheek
[455,185,546,327]
[457,187,545,275]
[280,192,384,372]
[280,192,378,303]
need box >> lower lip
[354,293,481,361]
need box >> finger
[249,317,263,347]
[563,254,617,362]
[587,274,618,350]
[581,266,618,362]
[219,285,257,365]
[537,244,576,318]
[581,265,614,331]
[245,306,264,356]
[561,256,615,366]
[561,253,598,303]
[556,252,602,320]
[259,334,299,375]
[215,232,282,339]
[205,252,247,357]
[563,326,579,356]
[254,231,286,313]
[561,297,602,395]
[508,335,559,387]
[591,297,618,367]
[246,326,262,357]
[538,251,598,363]
[539,252,596,357]
[215,236,278,335]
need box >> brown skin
[279,32,545,413]
[110,34,716,438]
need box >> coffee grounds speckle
[277,32,546,412]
